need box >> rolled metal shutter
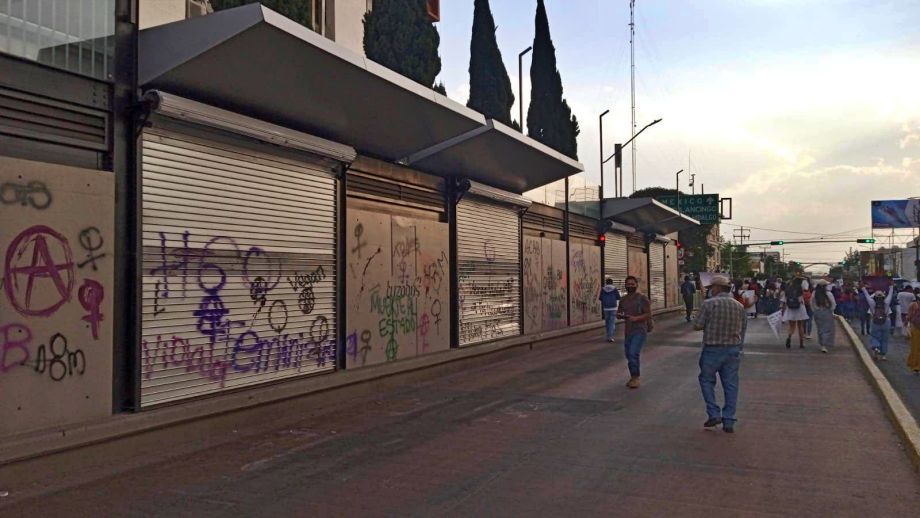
[604,232,628,291]
[650,242,665,309]
[140,129,338,406]
[457,197,521,345]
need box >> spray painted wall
[0,157,113,436]
[569,241,602,325]
[522,236,567,334]
[345,208,449,367]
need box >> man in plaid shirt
[693,274,746,433]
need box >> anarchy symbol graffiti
[3,226,75,317]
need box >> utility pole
[629,0,637,193]
[733,226,750,247]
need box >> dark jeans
[623,333,647,377]
[699,345,742,424]
[860,313,871,334]
[683,295,694,321]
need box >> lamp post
[518,46,533,133]
[675,169,684,217]
[689,173,696,195]
[599,109,610,200]
[602,118,662,195]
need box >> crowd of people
[677,274,920,368]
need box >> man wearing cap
[693,274,747,433]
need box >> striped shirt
[694,292,747,346]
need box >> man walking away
[693,275,747,433]
[864,285,894,360]
[599,278,622,342]
[617,276,651,389]
[681,275,696,322]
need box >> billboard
[871,199,920,229]
[657,194,720,224]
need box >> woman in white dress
[781,277,809,349]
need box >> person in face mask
[616,276,651,389]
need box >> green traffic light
[856,238,875,244]
[770,241,785,245]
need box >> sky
[433,0,920,270]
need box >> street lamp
[675,169,684,216]
[599,109,610,201]
[689,173,696,195]
[518,46,533,133]
[603,118,662,195]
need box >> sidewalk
[2,315,919,516]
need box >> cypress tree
[526,0,579,159]
[466,0,514,125]
[210,0,312,28]
[364,0,442,90]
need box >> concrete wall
[522,236,567,334]
[333,0,370,56]
[345,208,450,367]
[0,156,114,436]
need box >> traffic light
[770,241,784,245]
[598,233,606,247]
[856,238,875,244]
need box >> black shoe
[723,423,735,433]
[785,337,791,349]
[704,417,723,428]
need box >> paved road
[854,321,920,423]
[2,315,919,517]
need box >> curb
[838,315,920,473]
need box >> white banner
[767,310,783,339]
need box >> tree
[526,0,579,159]
[466,0,514,125]
[364,0,442,90]
[631,187,715,273]
[210,0,312,28]
[720,242,752,279]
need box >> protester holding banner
[810,280,836,353]
[781,277,808,349]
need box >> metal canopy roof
[602,198,700,235]
[138,4,583,193]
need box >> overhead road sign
[656,194,720,224]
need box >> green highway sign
[657,194,721,224]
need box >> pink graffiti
[78,279,105,340]
[1,323,32,373]
[3,225,75,317]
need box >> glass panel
[0,0,115,81]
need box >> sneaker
[704,417,723,428]
[821,347,828,353]
[608,338,616,343]
[880,355,888,361]
[805,335,813,340]
[723,423,735,434]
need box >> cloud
[901,121,920,149]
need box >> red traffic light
[675,240,683,249]
[598,234,606,246]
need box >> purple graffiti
[0,323,32,373]
[78,279,105,340]
[3,225,75,317]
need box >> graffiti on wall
[0,157,114,435]
[141,232,336,401]
[569,243,602,325]
[346,209,449,367]
[523,236,567,334]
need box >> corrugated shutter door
[140,129,338,406]
[604,232,628,291]
[650,242,665,309]
[457,197,521,345]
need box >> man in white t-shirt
[898,287,916,336]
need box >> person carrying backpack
[781,277,808,349]
[599,278,622,342]
[863,285,894,360]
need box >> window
[0,0,115,80]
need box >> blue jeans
[870,320,890,355]
[604,311,617,340]
[623,333,646,377]
[698,345,742,424]
[805,316,813,335]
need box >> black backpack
[786,290,801,310]
[872,300,888,325]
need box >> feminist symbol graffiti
[78,279,105,340]
[76,227,106,271]
[3,226,75,317]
